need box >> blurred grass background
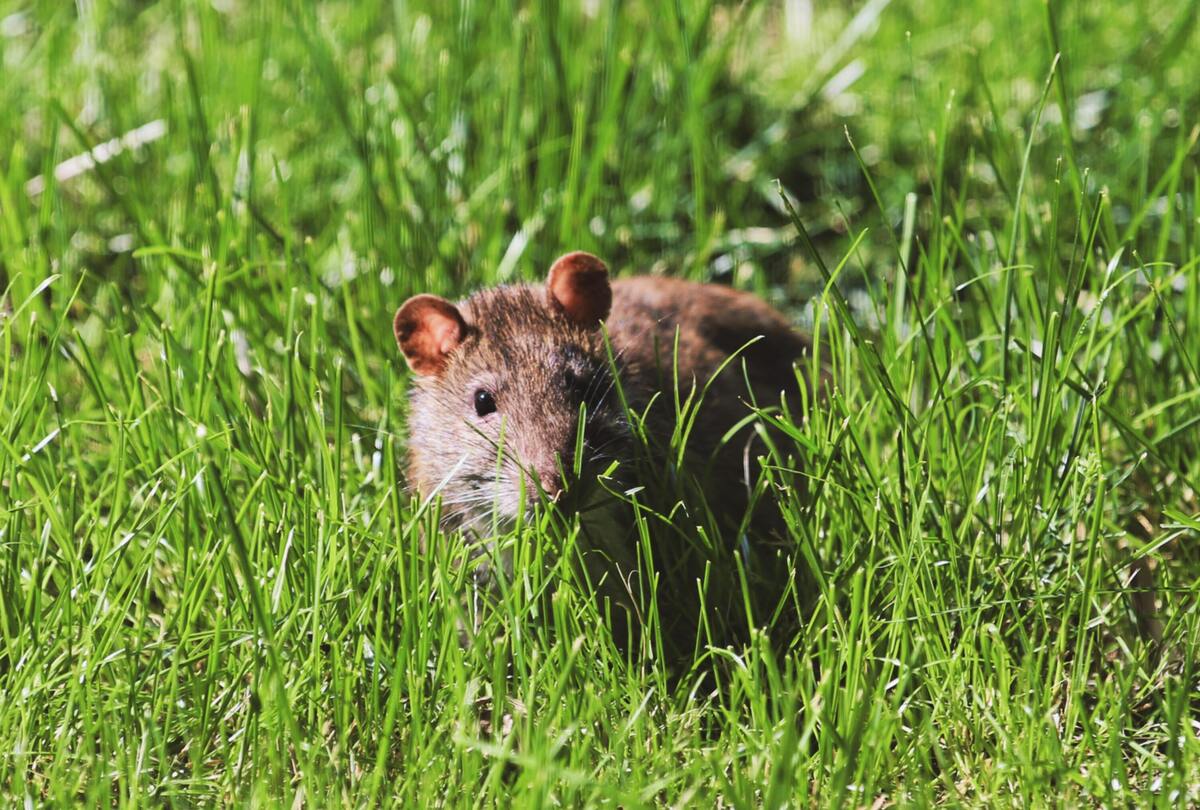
[1,0,1199,805]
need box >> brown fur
[396,252,817,647]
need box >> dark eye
[473,388,497,417]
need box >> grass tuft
[1,0,1198,804]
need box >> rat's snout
[522,449,570,503]
[514,405,584,504]
[537,464,564,502]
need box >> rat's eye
[473,389,497,417]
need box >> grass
[1,0,1199,804]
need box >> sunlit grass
[1,0,1198,805]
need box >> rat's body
[396,252,816,648]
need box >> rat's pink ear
[393,294,467,375]
[546,251,611,328]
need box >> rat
[394,251,818,647]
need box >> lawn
[2,0,1198,805]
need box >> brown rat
[395,251,817,647]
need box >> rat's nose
[537,466,564,502]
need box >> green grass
[2,0,1199,804]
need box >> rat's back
[603,275,816,535]
[608,275,814,417]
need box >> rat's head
[395,252,629,532]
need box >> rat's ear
[394,294,467,375]
[547,251,611,328]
